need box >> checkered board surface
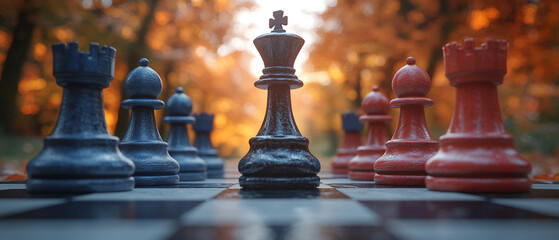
[1,171,559,240]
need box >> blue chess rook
[26,42,135,193]
[118,58,180,186]
[193,113,225,178]
[164,87,207,181]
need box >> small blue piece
[163,87,207,181]
[342,110,363,132]
[193,112,225,178]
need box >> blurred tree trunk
[158,60,175,135]
[160,61,175,106]
[426,0,453,78]
[351,68,363,109]
[0,0,37,134]
[114,0,159,138]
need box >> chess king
[26,42,135,193]
[238,10,321,189]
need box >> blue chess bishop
[118,58,180,186]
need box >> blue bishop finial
[140,58,149,66]
[165,87,193,117]
[123,58,162,100]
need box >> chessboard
[1,167,559,240]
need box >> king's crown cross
[269,10,288,33]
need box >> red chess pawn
[426,38,531,193]
[332,111,363,175]
[374,57,439,185]
[348,86,392,181]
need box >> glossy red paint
[349,86,392,181]
[374,57,439,186]
[425,38,531,193]
[332,130,361,175]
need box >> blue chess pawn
[193,113,225,178]
[164,87,206,181]
[118,58,180,186]
[26,42,135,193]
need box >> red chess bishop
[374,57,439,186]
[348,86,392,181]
[425,38,532,193]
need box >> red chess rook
[374,57,439,186]
[348,86,392,181]
[426,38,531,193]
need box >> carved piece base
[374,174,426,186]
[332,167,349,175]
[178,172,206,181]
[134,175,179,186]
[207,169,225,179]
[426,176,531,193]
[239,176,320,189]
[349,170,374,181]
[332,154,355,175]
[26,177,134,193]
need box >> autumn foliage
[0,0,558,179]
[303,0,559,165]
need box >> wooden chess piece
[119,58,180,186]
[238,10,321,189]
[374,57,439,186]
[26,42,135,193]
[164,87,206,181]
[332,111,362,175]
[193,113,225,178]
[426,38,531,192]
[349,86,392,181]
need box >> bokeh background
[1,0,558,180]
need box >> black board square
[0,189,84,199]
[359,201,558,219]
[213,188,348,199]
[4,200,202,219]
[168,225,399,240]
